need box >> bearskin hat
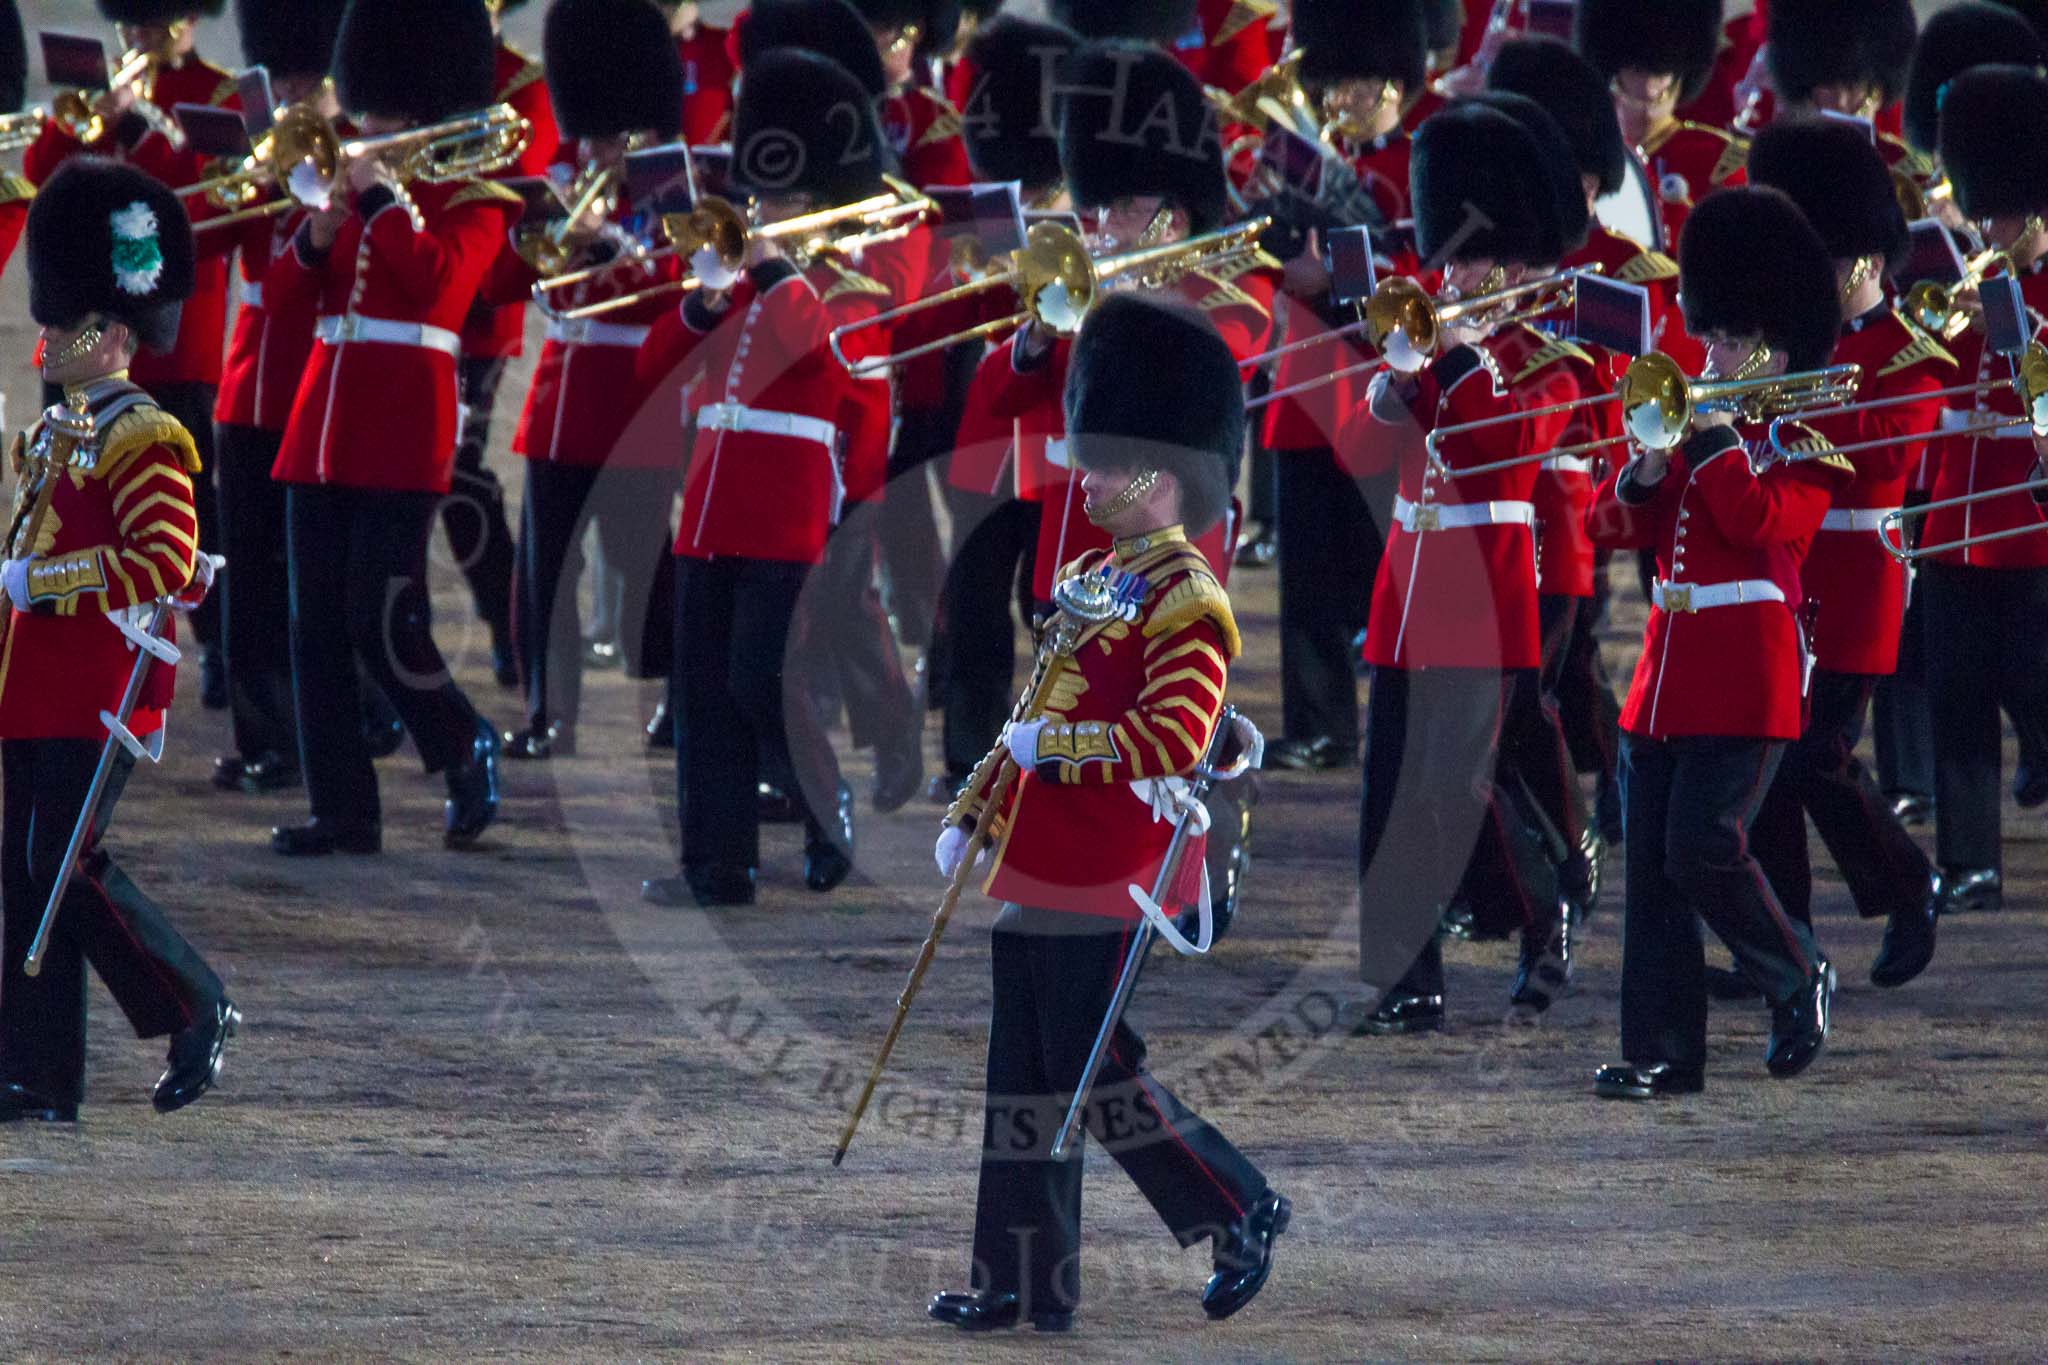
[1488,35,1629,199]
[1989,0,2048,47]
[1904,4,2046,156]
[1059,41,1225,232]
[1574,0,1723,103]
[545,0,684,139]
[235,0,347,80]
[961,15,1075,190]
[1767,0,1918,109]
[1748,117,1910,271]
[337,0,495,124]
[0,1,25,115]
[739,0,888,96]
[1678,187,1841,373]
[1940,64,2048,221]
[1474,90,1588,260]
[844,0,962,61]
[732,47,891,204]
[1412,97,1571,266]
[1047,0,1198,45]
[98,1,227,22]
[1293,0,1429,95]
[28,157,195,355]
[1065,294,1241,537]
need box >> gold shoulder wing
[1707,129,1749,186]
[1215,0,1280,44]
[1513,336,1596,385]
[500,51,546,100]
[98,405,201,478]
[1144,565,1241,660]
[1881,313,1960,377]
[1191,269,1270,322]
[820,259,893,304]
[0,174,34,207]
[1616,250,1679,285]
[448,178,526,210]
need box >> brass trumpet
[51,28,187,148]
[826,215,1274,375]
[1902,226,2035,341]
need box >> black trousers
[880,344,980,651]
[215,423,298,762]
[1541,591,1622,792]
[1751,670,1932,927]
[155,383,222,653]
[1922,561,2048,873]
[1619,732,1822,1073]
[286,485,483,824]
[441,355,518,641]
[1,739,221,1104]
[932,493,1039,778]
[1275,449,1384,747]
[1358,666,1557,996]
[671,555,844,870]
[970,903,1267,1316]
[514,461,675,732]
[793,508,917,754]
[1873,528,1934,803]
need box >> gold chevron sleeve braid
[1037,617,1231,784]
[75,448,198,613]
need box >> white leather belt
[1392,494,1536,533]
[238,280,263,308]
[545,318,651,348]
[1542,454,1594,475]
[1654,578,1786,613]
[1943,406,2033,440]
[1044,436,1071,469]
[1821,507,1897,532]
[696,401,837,448]
[314,314,460,357]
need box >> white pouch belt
[1542,454,1594,475]
[1654,578,1786,613]
[314,314,460,357]
[1821,506,1897,532]
[696,401,837,448]
[545,318,651,348]
[1392,494,1536,533]
[1044,435,1071,470]
[238,280,263,308]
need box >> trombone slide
[1879,478,2048,562]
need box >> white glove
[287,158,333,211]
[171,552,223,611]
[1003,718,1045,771]
[690,244,740,292]
[935,825,972,879]
[1382,326,1427,374]
[0,557,27,605]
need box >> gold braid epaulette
[449,178,526,209]
[96,406,201,480]
[1143,556,1240,660]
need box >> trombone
[1421,351,1864,477]
[1765,342,2048,461]
[825,215,1274,375]
[51,29,187,148]
[1242,267,1589,413]
[1872,345,2048,562]
[0,108,48,153]
[542,178,935,321]
[1901,226,2034,341]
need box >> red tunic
[1677,12,1768,132]
[214,208,324,432]
[460,42,561,361]
[635,260,843,565]
[1589,424,1850,740]
[0,176,29,278]
[1798,308,1954,674]
[1640,119,1749,254]
[1529,338,1617,600]
[1341,326,1577,671]
[951,526,1239,920]
[1174,0,1278,94]
[678,24,737,145]
[27,53,240,390]
[1921,264,2048,570]
[0,390,200,739]
[268,179,524,492]
[881,84,971,195]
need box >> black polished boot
[501,722,573,760]
[239,750,299,793]
[270,817,382,856]
[1507,898,1571,1026]
[644,701,674,750]
[1354,991,1445,1036]
[1935,866,2001,914]
[443,717,501,849]
[1201,1190,1291,1320]
[927,1290,1072,1333]
[1888,792,1933,828]
[153,999,240,1114]
[211,754,247,791]
[1593,1061,1704,1100]
[1870,883,1938,988]
[642,865,756,908]
[1562,829,1603,931]
[1766,960,1835,1079]
[0,1082,78,1123]
[757,782,801,825]
[1704,964,1762,1001]
[804,781,856,892]
[1261,736,1353,771]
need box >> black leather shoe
[211,755,247,791]
[502,722,573,760]
[1766,960,1835,1079]
[199,647,228,710]
[0,1081,77,1123]
[239,750,299,793]
[361,697,405,759]
[804,782,856,892]
[583,638,622,671]
[2015,763,2048,809]
[1233,529,1277,569]
[1704,964,1762,1001]
[643,866,756,907]
[1593,1061,1704,1100]
[1935,866,2001,914]
[924,770,968,806]
[1262,736,1353,771]
[644,701,674,750]
[1562,829,1604,930]
[271,817,382,856]
[872,729,924,814]
[153,998,240,1114]
[1595,779,1624,846]
[1888,792,1933,828]
[1871,885,1938,988]
[757,782,801,824]
[1202,1190,1290,1321]
[443,718,501,849]
[1354,991,1444,1035]
[1507,899,1571,1025]
[926,1290,1072,1333]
